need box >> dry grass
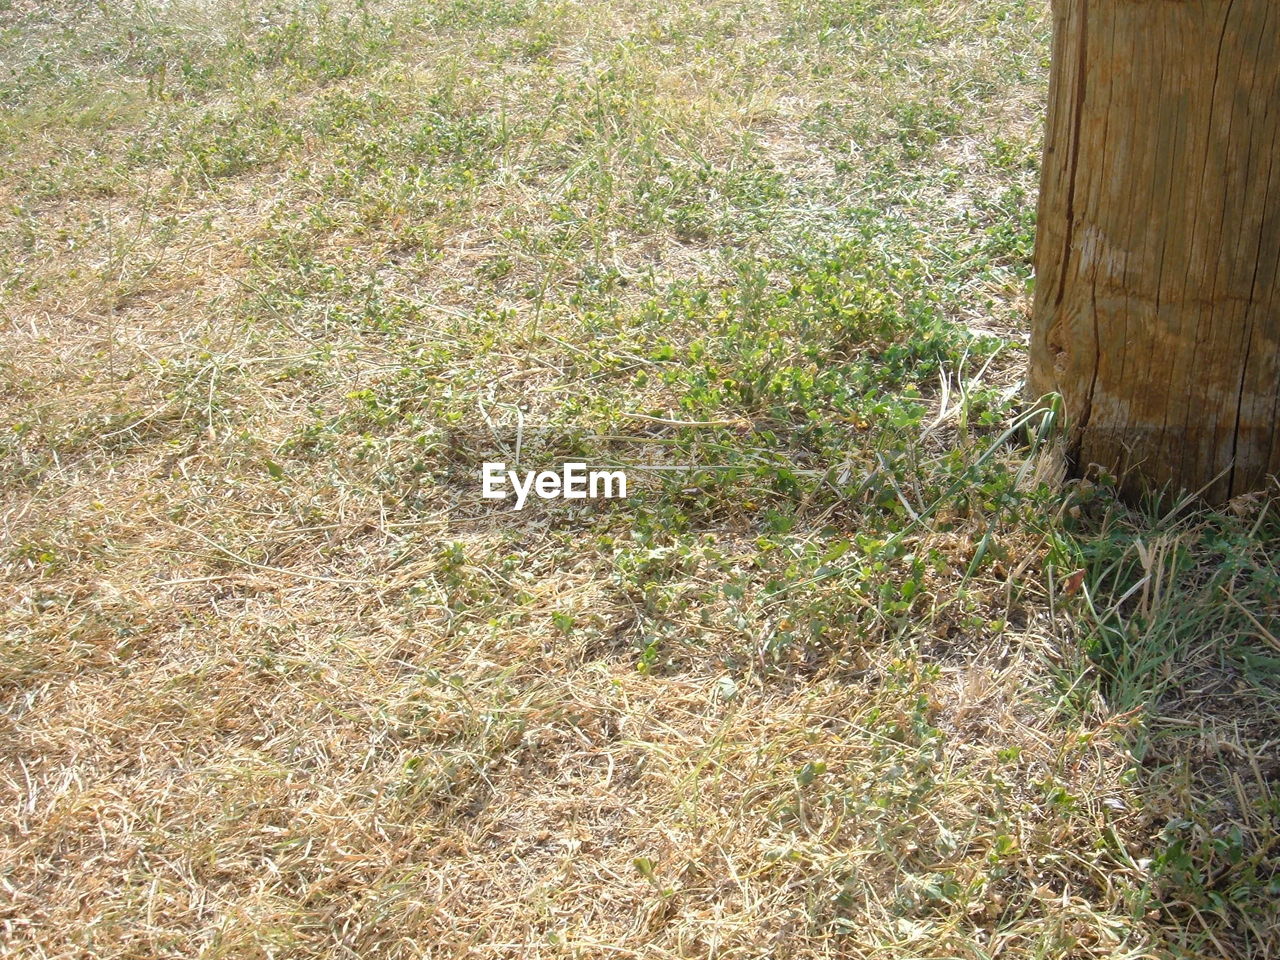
[1,1,1277,958]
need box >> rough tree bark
[1029,0,1280,503]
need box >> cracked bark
[1029,0,1280,503]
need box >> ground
[1,1,1277,958]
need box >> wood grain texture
[1029,0,1280,502]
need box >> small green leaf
[796,761,826,786]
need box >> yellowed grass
[2,1,1275,958]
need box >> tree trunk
[1029,0,1280,503]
